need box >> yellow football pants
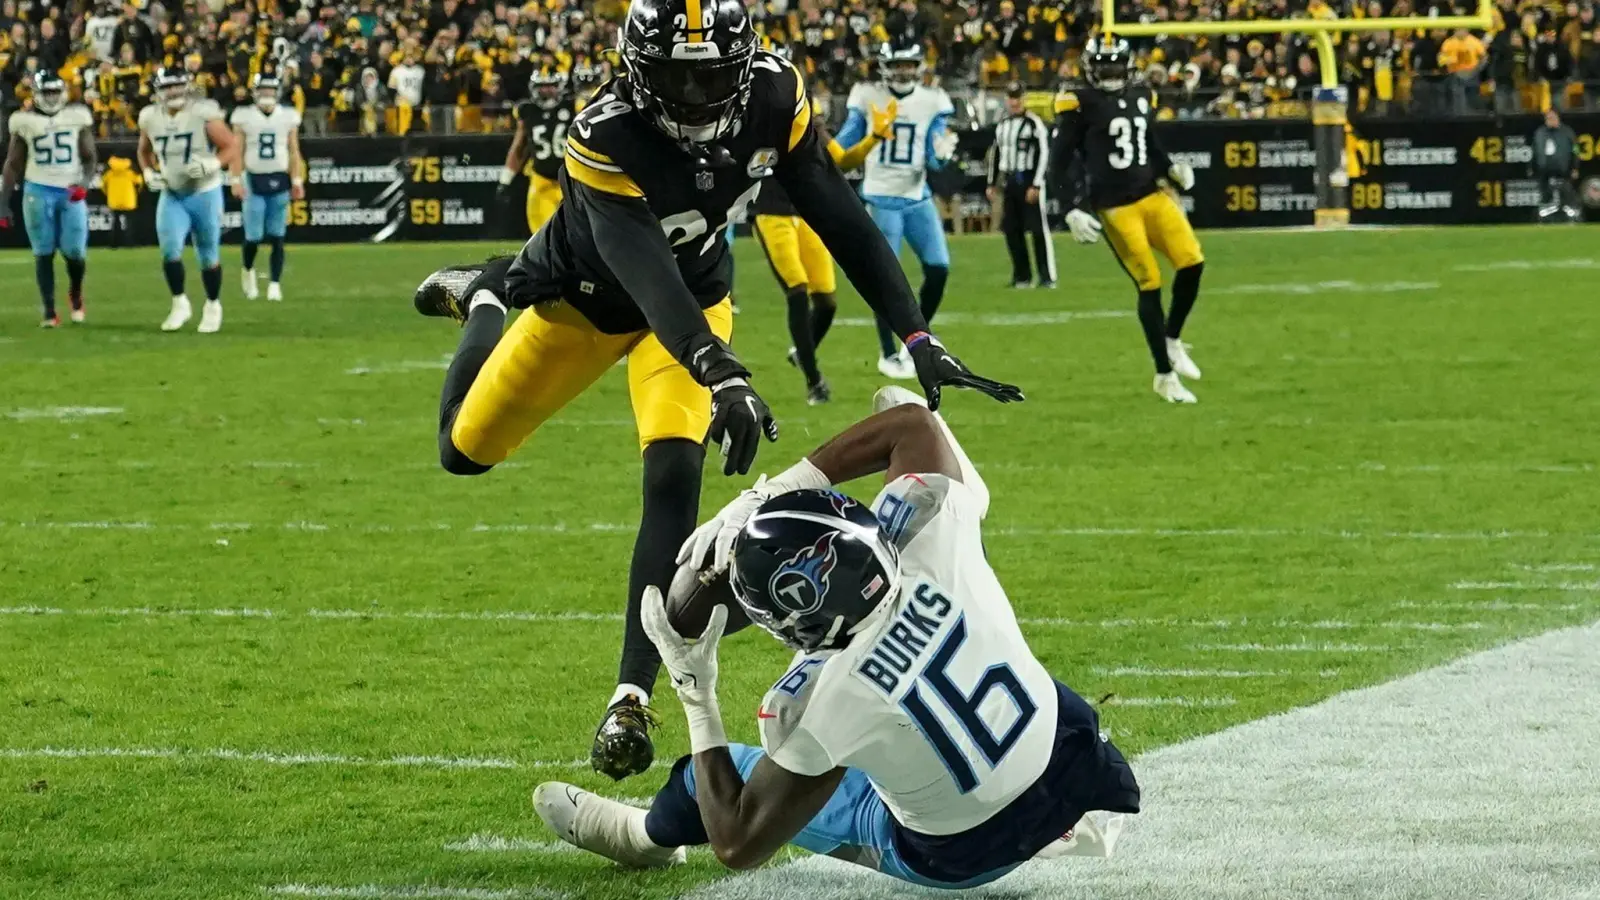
[526,173,562,234]
[451,299,735,464]
[753,214,837,294]
[1099,190,1205,291]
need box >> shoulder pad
[751,51,809,149]
[845,81,872,108]
[194,99,223,120]
[1054,91,1080,113]
[757,656,825,754]
[564,94,646,198]
[873,472,965,550]
[6,110,25,132]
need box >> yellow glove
[870,99,899,140]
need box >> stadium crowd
[1,0,1598,135]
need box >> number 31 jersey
[229,105,301,175]
[9,105,94,188]
[1053,86,1168,210]
[757,474,1060,837]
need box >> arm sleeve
[923,112,951,171]
[776,124,928,341]
[1146,101,1173,175]
[566,180,729,376]
[835,107,868,147]
[1028,115,1049,187]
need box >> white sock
[469,289,506,314]
[173,293,189,305]
[609,683,650,708]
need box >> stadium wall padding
[4,115,1598,250]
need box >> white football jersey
[847,83,955,201]
[85,14,119,61]
[139,99,225,193]
[757,474,1060,836]
[9,106,95,188]
[230,104,301,174]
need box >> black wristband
[685,334,750,388]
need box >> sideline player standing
[837,45,958,380]
[139,67,238,333]
[534,388,1138,883]
[1053,36,1205,404]
[1,72,97,326]
[229,72,303,302]
[413,0,1021,782]
[496,71,574,236]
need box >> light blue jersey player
[0,72,97,326]
[229,73,303,303]
[138,66,238,334]
[837,46,957,379]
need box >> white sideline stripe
[1091,667,1328,679]
[1512,563,1596,572]
[1397,600,1584,612]
[1452,580,1600,592]
[306,609,623,623]
[345,358,452,375]
[0,746,528,770]
[1454,257,1600,271]
[686,622,1600,900]
[444,835,578,854]
[4,405,124,420]
[267,884,563,900]
[836,310,1129,327]
[1208,280,1438,296]
[1194,642,1390,653]
[1100,696,1236,708]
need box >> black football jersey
[513,99,575,180]
[508,51,814,334]
[1053,85,1171,210]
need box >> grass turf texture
[1,228,1598,900]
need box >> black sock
[162,259,186,297]
[644,755,710,847]
[64,256,85,307]
[242,241,259,271]
[620,438,705,693]
[875,317,897,359]
[35,255,56,316]
[268,237,286,282]
[919,264,949,324]
[200,265,223,303]
[438,301,506,475]
[809,292,836,348]
[785,286,821,386]
[1166,262,1204,339]
[1137,288,1171,374]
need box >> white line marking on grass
[1194,642,1390,653]
[1099,696,1237,708]
[1454,257,1600,271]
[1397,600,1584,612]
[686,625,1600,900]
[1452,580,1600,592]
[308,609,624,623]
[1209,280,1439,296]
[0,746,524,770]
[1512,563,1596,572]
[267,884,564,900]
[1091,667,1327,679]
[836,310,1129,327]
[345,358,452,375]
[444,835,579,854]
[4,405,124,420]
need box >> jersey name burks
[139,99,226,194]
[1055,86,1165,210]
[559,50,812,301]
[516,100,575,180]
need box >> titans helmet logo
[768,531,840,616]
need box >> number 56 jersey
[757,474,1060,837]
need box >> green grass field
[2,227,1598,900]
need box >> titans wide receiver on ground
[0,72,97,327]
[229,72,304,303]
[138,67,238,334]
[534,389,1140,884]
[413,0,1020,782]
[496,71,574,235]
[1053,36,1207,404]
[837,44,958,380]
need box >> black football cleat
[806,378,831,406]
[590,695,660,781]
[412,263,484,323]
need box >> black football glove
[709,377,778,475]
[906,333,1025,411]
[494,182,515,206]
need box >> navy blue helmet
[153,66,192,110]
[730,489,901,653]
[32,71,67,114]
[878,43,925,94]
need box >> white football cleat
[197,300,223,334]
[1166,338,1202,380]
[241,268,259,300]
[1154,372,1197,404]
[876,348,916,381]
[1033,811,1128,860]
[266,282,283,302]
[873,385,927,414]
[69,307,86,324]
[533,782,685,869]
[161,295,192,332]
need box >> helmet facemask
[160,77,191,111]
[34,80,66,115]
[255,83,280,113]
[884,59,922,95]
[533,77,564,109]
[623,40,754,144]
[1087,40,1132,93]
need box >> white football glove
[144,169,166,192]
[1065,209,1103,244]
[677,475,774,577]
[1167,162,1195,191]
[639,584,729,752]
[184,158,219,181]
[932,130,959,162]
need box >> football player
[837,45,958,380]
[0,71,96,327]
[753,84,895,405]
[413,0,1021,782]
[1053,36,1206,404]
[496,71,573,236]
[229,73,304,302]
[138,67,238,333]
[534,387,1140,881]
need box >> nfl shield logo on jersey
[746,148,778,178]
[695,170,715,191]
[769,531,840,615]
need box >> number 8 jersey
[757,473,1060,836]
[229,104,301,175]
[1052,85,1173,211]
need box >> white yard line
[1193,642,1391,653]
[1512,563,1596,572]
[1099,697,1237,708]
[3,405,124,420]
[1451,580,1600,592]
[1453,258,1600,271]
[266,884,564,900]
[684,621,1600,900]
[1091,667,1327,679]
[836,310,1130,327]
[0,746,526,770]
[443,835,579,854]
[1397,600,1584,612]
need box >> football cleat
[68,307,85,324]
[1010,280,1034,289]
[1166,338,1201,380]
[68,293,85,323]
[413,263,486,323]
[40,313,61,329]
[266,282,283,302]
[533,782,685,868]
[1154,372,1197,404]
[197,300,223,334]
[161,295,192,332]
[1039,280,1057,289]
[876,349,916,381]
[241,268,259,299]
[806,378,832,406]
[590,695,659,781]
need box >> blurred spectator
[1488,27,1528,114]
[1533,24,1575,110]
[1532,107,1580,219]
[1440,26,1486,114]
[1581,31,1600,108]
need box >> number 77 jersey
[1052,85,1170,211]
[757,473,1060,837]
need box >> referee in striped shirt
[987,84,1056,288]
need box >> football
[665,563,750,639]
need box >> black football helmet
[529,70,566,109]
[620,0,757,143]
[730,489,901,653]
[1084,35,1132,93]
